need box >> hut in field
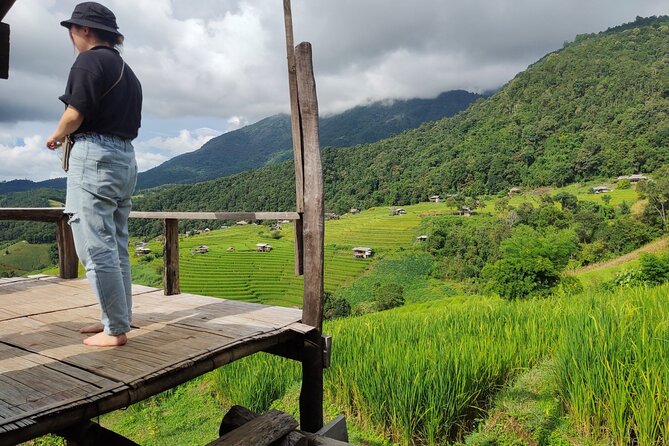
[416,235,428,242]
[256,243,273,252]
[352,247,373,259]
[592,185,612,194]
[191,245,209,254]
[508,187,522,195]
[460,206,473,217]
[390,207,406,216]
[350,208,360,214]
[629,174,648,183]
[135,246,151,256]
[429,195,441,203]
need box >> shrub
[323,292,351,319]
[373,282,405,311]
[639,253,669,284]
[617,178,631,189]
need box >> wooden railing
[0,207,78,278]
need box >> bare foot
[79,322,104,334]
[83,332,127,347]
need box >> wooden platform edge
[0,327,305,446]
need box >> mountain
[127,16,669,220]
[0,90,482,195]
[135,90,482,189]
[0,178,66,195]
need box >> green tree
[373,282,405,311]
[637,170,669,230]
[482,225,578,299]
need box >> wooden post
[163,218,180,295]
[283,0,304,275]
[295,41,324,432]
[56,214,78,279]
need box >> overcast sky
[1,0,667,182]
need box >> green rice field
[140,205,434,306]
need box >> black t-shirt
[59,46,142,140]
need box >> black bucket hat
[60,2,123,37]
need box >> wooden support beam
[283,0,304,214]
[218,405,259,437]
[56,420,139,446]
[295,40,325,433]
[207,409,298,446]
[163,218,180,295]
[315,415,348,442]
[130,211,300,221]
[295,42,324,329]
[284,0,305,275]
[56,214,78,279]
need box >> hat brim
[60,18,123,37]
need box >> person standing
[46,2,142,347]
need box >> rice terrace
[2,2,669,446]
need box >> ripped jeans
[64,133,138,336]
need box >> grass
[569,235,669,288]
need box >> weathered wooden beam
[283,0,304,214]
[163,218,180,295]
[295,42,324,330]
[56,420,139,446]
[218,405,259,437]
[129,211,300,221]
[56,214,78,279]
[284,0,305,275]
[0,208,65,222]
[295,41,325,433]
[315,415,348,442]
[207,409,298,446]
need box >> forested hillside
[130,16,669,216]
[135,90,482,189]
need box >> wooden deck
[0,276,306,445]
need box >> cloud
[0,136,64,182]
[133,128,222,172]
[1,0,668,181]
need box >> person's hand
[46,134,63,150]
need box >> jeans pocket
[96,160,130,199]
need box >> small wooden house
[416,235,428,242]
[592,185,611,194]
[390,207,406,216]
[628,174,648,183]
[461,206,472,217]
[256,243,273,252]
[192,245,209,254]
[429,195,441,203]
[508,187,522,195]
[352,247,373,259]
[350,208,360,214]
[135,247,151,256]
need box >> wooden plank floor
[0,276,305,445]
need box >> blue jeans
[64,133,138,336]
